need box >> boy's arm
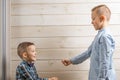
[33,66,48,80]
[70,42,93,64]
[97,35,115,80]
[16,66,22,80]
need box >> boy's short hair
[17,42,35,59]
[92,4,111,21]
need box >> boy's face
[25,45,37,62]
[91,10,103,30]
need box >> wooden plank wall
[10,0,120,80]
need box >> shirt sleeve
[16,65,32,80]
[97,35,115,80]
[16,66,22,80]
[70,42,93,64]
[33,66,48,80]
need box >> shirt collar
[98,27,110,33]
[22,60,34,67]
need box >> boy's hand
[48,77,58,80]
[61,59,72,66]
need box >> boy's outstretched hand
[49,77,58,80]
[61,59,72,66]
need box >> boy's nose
[35,52,37,55]
[91,21,93,24]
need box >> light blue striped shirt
[71,28,116,80]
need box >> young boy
[61,5,116,80]
[16,42,58,80]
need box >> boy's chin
[95,28,100,30]
[33,59,37,61]
[94,28,98,30]
[31,58,36,61]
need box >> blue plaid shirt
[16,60,48,80]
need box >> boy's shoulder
[99,33,114,43]
[17,60,27,68]
[17,60,36,69]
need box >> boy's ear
[100,15,105,22]
[22,52,27,58]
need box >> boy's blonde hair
[17,42,35,59]
[92,4,111,21]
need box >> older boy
[61,5,116,80]
[16,42,58,80]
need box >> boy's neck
[99,21,109,30]
[103,21,109,27]
[23,59,34,63]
